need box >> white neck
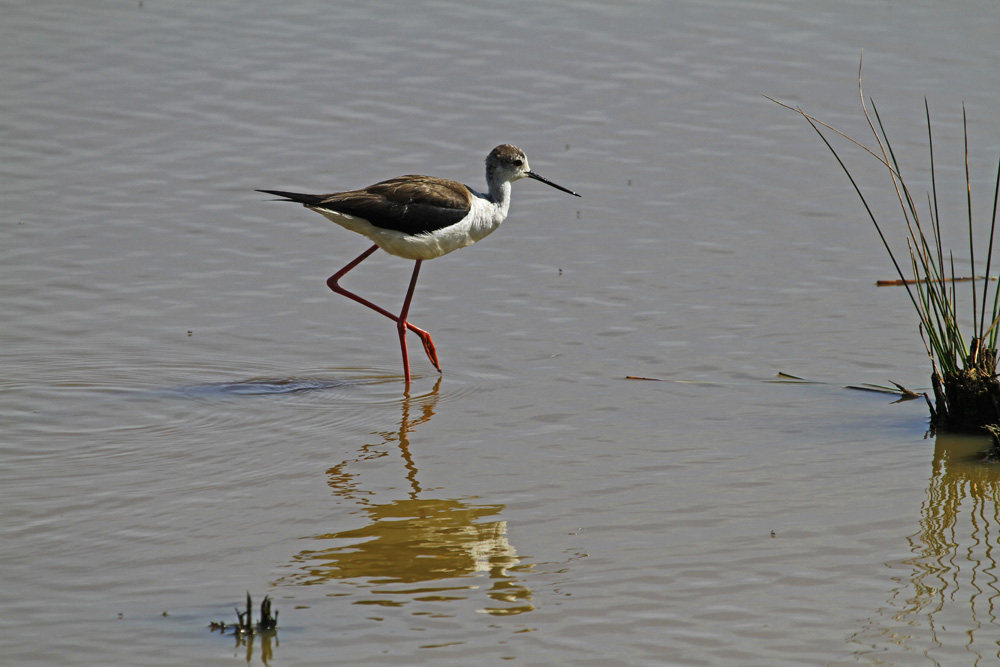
[486,178,512,217]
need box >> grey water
[3,0,1000,664]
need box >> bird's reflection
[276,377,534,616]
[853,433,1000,663]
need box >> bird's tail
[256,189,326,206]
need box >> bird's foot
[406,324,440,371]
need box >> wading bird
[258,144,580,384]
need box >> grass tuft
[768,54,1000,428]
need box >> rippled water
[4,0,1000,664]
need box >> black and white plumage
[258,143,580,384]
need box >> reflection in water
[285,497,530,615]
[276,379,534,616]
[229,631,277,667]
[854,433,1000,664]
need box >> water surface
[3,0,1000,664]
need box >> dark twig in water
[777,373,922,400]
[846,381,922,401]
[775,372,925,402]
[876,275,996,287]
[628,371,922,401]
[771,372,823,384]
[209,593,278,636]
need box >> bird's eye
[513,159,524,166]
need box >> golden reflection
[854,433,1000,663]
[276,378,534,616]
[230,631,277,666]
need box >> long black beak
[527,171,581,197]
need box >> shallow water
[4,0,1000,664]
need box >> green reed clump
[769,59,1000,429]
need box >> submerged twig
[629,371,922,401]
[210,593,278,636]
[846,381,922,401]
[876,275,995,287]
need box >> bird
[258,144,580,384]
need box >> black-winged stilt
[258,143,580,384]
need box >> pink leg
[327,244,440,382]
[395,260,422,384]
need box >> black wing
[258,176,473,236]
